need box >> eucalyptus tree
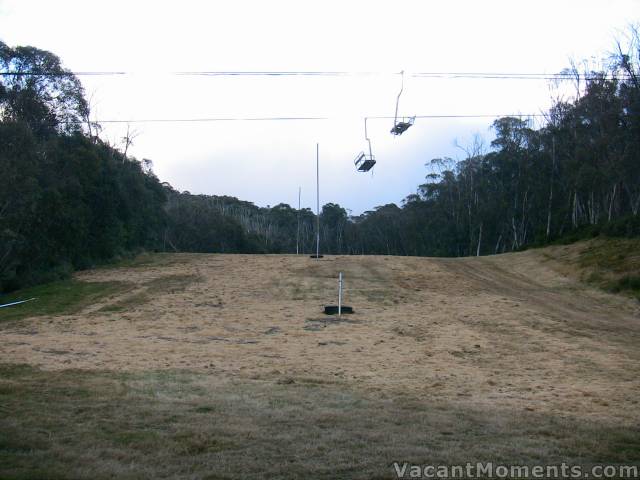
[0,41,90,136]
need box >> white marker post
[338,272,343,317]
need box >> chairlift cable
[60,113,547,125]
[0,70,632,81]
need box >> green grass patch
[606,275,640,299]
[577,237,640,273]
[0,279,129,323]
[543,237,640,300]
[572,238,640,299]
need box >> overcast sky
[1,0,638,214]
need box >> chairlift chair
[391,70,415,136]
[391,116,415,135]
[354,151,376,172]
[354,117,376,173]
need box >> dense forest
[1,30,639,292]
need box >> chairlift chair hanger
[354,117,376,173]
[391,70,415,136]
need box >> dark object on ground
[310,255,324,259]
[324,305,354,315]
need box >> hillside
[3,37,640,293]
[0,242,639,478]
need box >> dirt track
[1,251,639,424]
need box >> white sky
[1,0,638,214]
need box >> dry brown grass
[1,245,639,478]
[1,365,638,480]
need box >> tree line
[1,30,638,292]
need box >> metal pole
[316,143,320,260]
[338,272,343,317]
[365,117,373,159]
[296,186,301,255]
[0,298,36,308]
[394,70,404,126]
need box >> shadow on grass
[0,364,638,480]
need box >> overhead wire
[59,113,547,124]
[77,116,331,123]
[0,68,611,125]
[0,70,632,81]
